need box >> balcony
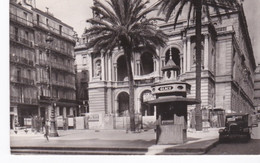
[50,61,75,73]
[10,75,34,86]
[33,20,75,41]
[10,55,34,67]
[10,13,33,27]
[10,96,37,105]
[10,33,33,48]
[52,80,76,89]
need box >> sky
[34,0,260,64]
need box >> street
[207,139,260,155]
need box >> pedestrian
[44,121,49,141]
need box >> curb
[11,139,219,155]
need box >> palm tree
[156,0,240,130]
[85,0,168,131]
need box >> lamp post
[46,32,58,137]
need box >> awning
[146,97,200,105]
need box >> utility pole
[46,32,58,137]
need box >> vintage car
[219,113,251,142]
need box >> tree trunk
[124,47,135,132]
[195,0,202,131]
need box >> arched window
[140,52,154,75]
[117,55,128,81]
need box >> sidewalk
[10,128,220,155]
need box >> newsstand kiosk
[147,57,199,144]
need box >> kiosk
[147,56,199,144]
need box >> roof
[161,59,180,71]
[146,97,200,105]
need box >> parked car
[219,113,251,142]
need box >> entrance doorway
[117,92,129,116]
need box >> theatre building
[75,4,256,129]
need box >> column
[114,64,117,81]
[101,53,105,81]
[156,49,160,76]
[180,54,183,74]
[63,107,67,118]
[204,34,209,70]
[183,38,187,73]
[108,55,112,81]
[88,53,93,82]
[136,60,140,76]
[187,36,191,72]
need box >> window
[25,31,29,40]
[83,56,87,65]
[17,68,21,82]
[27,69,31,79]
[23,12,28,21]
[46,18,49,26]
[59,25,62,35]
[15,27,18,41]
[36,14,40,25]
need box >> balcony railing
[10,33,33,48]
[10,75,34,85]
[52,80,75,89]
[33,20,75,41]
[10,55,34,67]
[50,61,75,73]
[10,13,33,27]
[10,96,37,105]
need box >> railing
[10,33,33,47]
[10,13,33,27]
[10,55,34,67]
[135,78,155,85]
[37,42,73,58]
[116,81,129,86]
[33,20,75,41]
[10,75,34,85]
[50,61,75,73]
[10,96,37,105]
[52,80,75,89]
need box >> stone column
[108,55,112,81]
[88,53,93,82]
[114,64,117,81]
[187,36,191,72]
[183,38,187,73]
[101,53,105,80]
[180,54,183,74]
[136,60,140,75]
[204,34,209,70]
[63,107,67,118]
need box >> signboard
[153,84,187,94]
[161,120,174,125]
[143,92,155,102]
[88,114,100,122]
[68,118,74,127]
[57,116,64,128]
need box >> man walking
[44,121,49,141]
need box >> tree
[85,0,168,131]
[156,0,240,130]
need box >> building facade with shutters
[10,0,77,129]
[76,3,256,129]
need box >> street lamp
[46,32,58,137]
